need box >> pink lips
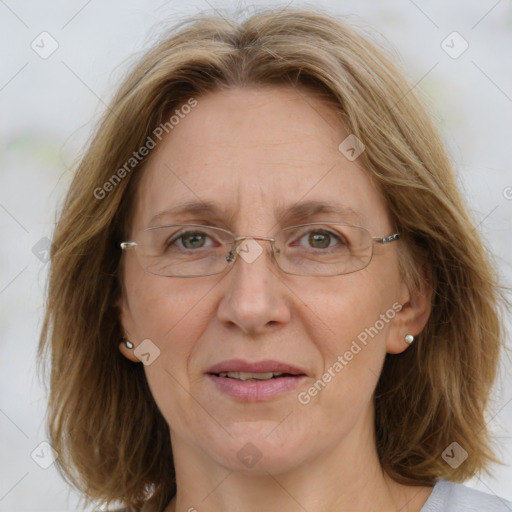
[207,359,306,375]
[206,359,307,402]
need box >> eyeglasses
[120,223,399,278]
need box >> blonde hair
[38,7,506,510]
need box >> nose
[216,238,291,334]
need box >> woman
[39,7,511,512]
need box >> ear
[116,292,141,363]
[386,264,432,355]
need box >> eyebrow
[277,200,363,225]
[148,199,363,228]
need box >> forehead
[130,86,390,234]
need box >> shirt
[420,480,512,511]
[118,479,512,511]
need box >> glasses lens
[275,223,372,276]
[131,223,373,277]
[136,225,233,277]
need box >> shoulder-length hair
[39,7,506,510]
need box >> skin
[118,86,433,512]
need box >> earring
[405,334,414,345]
[122,337,134,349]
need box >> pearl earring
[405,334,414,345]
[122,337,134,349]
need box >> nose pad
[226,237,246,264]
[247,238,277,264]
[225,238,276,269]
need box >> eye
[168,230,216,250]
[295,229,347,250]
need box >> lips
[217,371,286,381]
[206,359,307,377]
[206,359,307,401]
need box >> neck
[165,405,432,512]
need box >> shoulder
[421,480,512,511]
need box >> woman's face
[119,86,424,473]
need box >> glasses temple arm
[374,233,400,244]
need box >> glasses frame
[120,222,400,278]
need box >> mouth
[215,371,299,381]
[206,359,307,401]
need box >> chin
[200,424,311,474]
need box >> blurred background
[0,0,511,510]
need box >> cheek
[302,264,400,398]
[126,273,216,418]
[310,269,396,348]
[125,267,212,361]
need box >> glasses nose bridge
[228,234,279,263]
[232,234,277,252]
[233,234,275,242]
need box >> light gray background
[0,0,511,510]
